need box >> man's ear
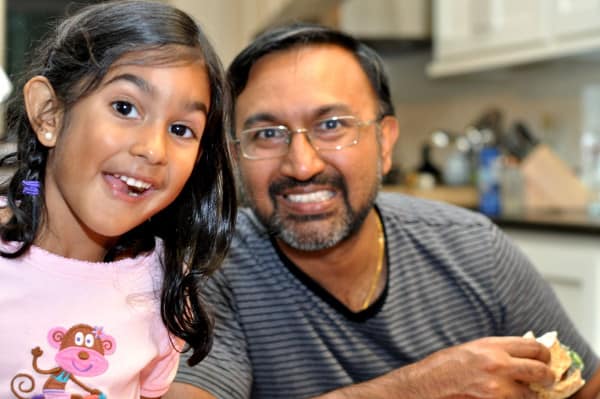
[379,115,399,175]
[228,140,240,163]
[23,76,62,148]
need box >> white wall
[169,0,286,67]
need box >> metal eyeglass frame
[233,115,383,160]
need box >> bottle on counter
[478,146,502,216]
[580,85,600,216]
[415,143,441,188]
[499,155,523,215]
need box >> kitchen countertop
[383,184,600,235]
[490,209,600,235]
[382,184,478,209]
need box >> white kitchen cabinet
[339,0,429,39]
[429,0,600,77]
[242,0,431,48]
[433,0,546,59]
[503,228,600,354]
[553,0,600,37]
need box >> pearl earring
[43,131,53,141]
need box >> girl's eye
[169,124,195,138]
[112,101,140,118]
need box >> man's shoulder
[234,207,269,239]
[222,208,274,264]
[377,192,491,230]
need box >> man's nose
[279,131,326,180]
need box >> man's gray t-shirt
[176,192,598,398]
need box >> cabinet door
[340,0,429,39]
[552,0,600,37]
[434,0,547,58]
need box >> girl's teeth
[116,175,151,190]
[287,191,333,203]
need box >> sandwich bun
[524,331,585,399]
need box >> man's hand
[407,336,556,398]
[318,336,556,399]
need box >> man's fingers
[511,357,556,386]
[498,337,551,363]
[474,336,555,386]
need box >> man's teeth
[286,190,334,203]
[115,175,151,191]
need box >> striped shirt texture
[176,192,599,398]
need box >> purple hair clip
[93,325,105,339]
[22,180,41,196]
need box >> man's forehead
[242,44,364,85]
[232,43,382,136]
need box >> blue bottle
[478,147,501,216]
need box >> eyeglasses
[233,115,381,160]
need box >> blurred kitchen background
[5,0,600,351]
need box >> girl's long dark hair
[0,0,236,366]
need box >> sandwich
[524,331,585,399]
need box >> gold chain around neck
[360,214,385,311]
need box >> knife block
[520,144,590,210]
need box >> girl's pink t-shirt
[0,241,182,398]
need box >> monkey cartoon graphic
[10,323,116,399]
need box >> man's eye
[112,101,140,118]
[253,127,285,140]
[170,124,195,138]
[320,118,343,130]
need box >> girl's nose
[130,126,167,164]
[279,132,326,180]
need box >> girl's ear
[23,76,62,148]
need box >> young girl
[0,1,236,398]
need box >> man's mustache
[268,174,346,198]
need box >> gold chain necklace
[360,214,385,311]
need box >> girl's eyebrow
[104,73,153,94]
[186,100,208,115]
[102,73,208,115]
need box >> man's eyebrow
[243,113,280,128]
[313,104,353,118]
[243,105,355,129]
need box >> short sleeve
[139,335,183,397]
[175,270,252,399]
[491,224,600,380]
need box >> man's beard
[242,169,381,251]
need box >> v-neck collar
[270,208,389,322]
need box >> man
[167,23,600,398]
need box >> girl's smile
[104,173,155,200]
